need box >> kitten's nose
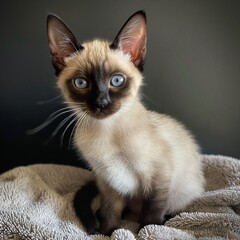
[96,97,109,109]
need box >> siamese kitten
[47,11,205,235]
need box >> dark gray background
[1,1,240,173]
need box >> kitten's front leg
[141,182,170,227]
[97,178,125,235]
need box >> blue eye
[73,77,88,89]
[110,74,125,87]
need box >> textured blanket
[0,155,240,240]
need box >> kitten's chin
[89,108,118,120]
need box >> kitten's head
[47,11,147,119]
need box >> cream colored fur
[75,99,205,213]
[46,11,217,234]
[56,39,205,216]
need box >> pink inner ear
[120,25,146,67]
[132,33,146,65]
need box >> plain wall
[1,0,240,173]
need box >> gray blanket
[0,155,240,239]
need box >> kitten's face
[57,40,143,119]
[47,11,147,119]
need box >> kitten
[47,11,205,235]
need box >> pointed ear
[111,11,147,71]
[47,14,83,75]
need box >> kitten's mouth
[89,106,119,119]
[92,108,113,119]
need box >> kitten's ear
[111,11,147,70]
[47,14,83,75]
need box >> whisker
[45,106,75,121]
[49,112,77,140]
[60,112,81,146]
[36,95,63,105]
[70,111,90,146]
[63,101,86,106]
[68,111,87,149]
[141,93,159,108]
[68,118,80,149]
[26,107,77,135]
[43,110,81,146]
[84,112,91,130]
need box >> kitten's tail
[73,181,99,234]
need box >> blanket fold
[0,155,240,240]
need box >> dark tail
[73,181,99,234]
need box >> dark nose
[96,97,109,109]
[97,98,108,109]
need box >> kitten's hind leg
[73,181,99,235]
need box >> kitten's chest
[75,125,152,195]
[76,127,118,160]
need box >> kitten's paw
[86,227,99,235]
[96,209,119,236]
[99,223,118,236]
[140,214,167,229]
